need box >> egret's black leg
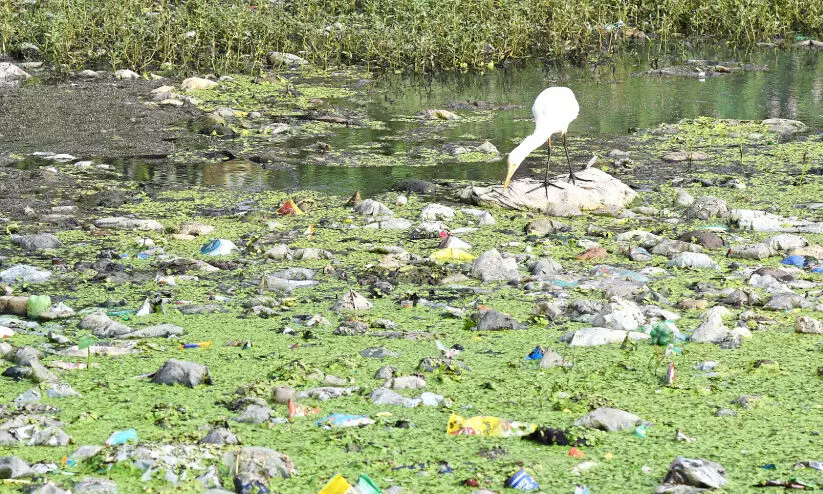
[563,133,592,184]
[543,137,563,190]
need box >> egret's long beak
[503,159,517,190]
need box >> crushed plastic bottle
[200,238,238,256]
[105,428,137,446]
[505,469,540,491]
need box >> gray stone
[29,426,71,446]
[267,52,309,67]
[0,456,33,478]
[80,313,133,338]
[727,243,774,259]
[796,315,823,334]
[271,386,296,404]
[762,118,807,137]
[10,234,63,250]
[419,204,455,221]
[73,477,119,494]
[70,445,102,461]
[473,309,526,331]
[470,249,519,282]
[369,388,420,407]
[45,382,80,398]
[469,168,637,213]
[222,446,295,480]
[764,293,810,310]
[574,407,643,432]
[0,62,30,83]
[0,430,17,446]
[0,264,52,283]
[359,347,398,359]
[152,359,212,387]
[662,457,727,489]
[114,69,140,80]
[674,188,695,207]
[561,327,649,347]
[593,297,645,331]
[676,230,725,249]
[668,252,719,269]
[540,348,571,369]
[652,239,702,257]
[526,219,569,235]
[530,258,563,278]
[394,179,435,194]
[232,405,271,424]
[120,324,185,339]
[383,376,426,390]
[93,217,163,231]
[354,199,393,216]
[331,289,373,311]
[30,482,70,494]
[685,196,730,220]
[691,307,731,344]
[296,386,359,401]
[13,388,42,406]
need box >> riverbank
[2,0,822,73]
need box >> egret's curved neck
[508,130,551,168]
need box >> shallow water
[16,44,823,195]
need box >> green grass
[1,0,823,74]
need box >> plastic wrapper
[315,414,375,429]
[288,399,320,419]
[447,413,536,437]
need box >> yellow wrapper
[446,412,536,437]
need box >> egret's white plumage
[504,87,580,188]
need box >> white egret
[504,86,585,189]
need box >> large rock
[468,168,636,213]
[10,234,63,250]
[561,327,649,347]
[267,52,309,67]
[80,313,133,338]
[0,62,30,83]
[94,217,163,231]
[795,315,823,334]
[0,456,33,479]
[762,118,807,137]
[731,209,823,233]
[691,307,731,344]
[470,249,519,282]
[662,457,727,489]
[331,289,372,311]
[120,324,184,339]
[685,196,729,220]
[152,359,212,387]
[574,407,643,432]
[180,77,217,91]
[472,309,526,331]
[0,264,52,283]
[73,477,119,494]
[222,446,296,480]
[592,297,645,331]
[354,199,393,216]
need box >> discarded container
[568,447,585,458]
[634,424,648,438]
[105,428,137,446]
[26,295,51,318]
[315,414,375,429]
[354,474,381,494]
[447,413,536,437]
[288,399,320,419]
[574,485,591,494]
[0,295,54,319]
[525,346,544,361]
[234,476,270,494]
[276,198,303,216]
[319,474,352,494]
[200,238,238,256]
[781,255,806,267]
[180,341,212,349]
[505,469,540,491]
[431,248,474,263]
[666,362,676,386]
[649,321,676,346]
